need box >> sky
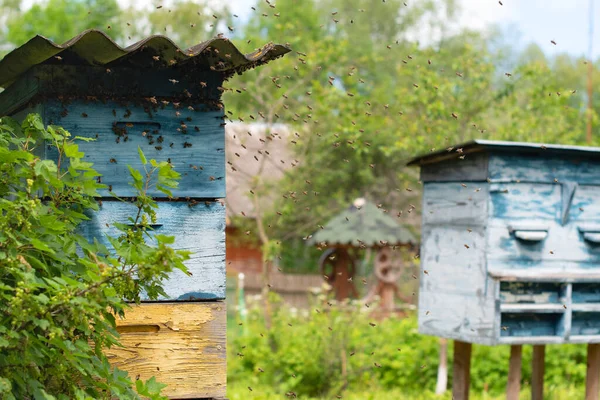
[460,0,599,59]
[210,0,600,59]
[19,0,600,59]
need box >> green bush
[0,114,185,399]
[228,291,588,398]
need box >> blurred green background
[2,0,599,398]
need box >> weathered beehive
[408,140,600,346]
[0,29,289,398]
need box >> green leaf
[138,146,147,165]
[33,319,51,330]
[73,136,97,143]
[154,234,175,244]
[64,143,84,159]
[145,376,167,395]
[135,380,147,396]
[127,166,144,191]
[30,238,55,253]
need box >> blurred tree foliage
[222,0,597,240]
[0,0,598,244]
[2,0,123,48]
[229,292,588,398]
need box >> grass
[226,284,587,400]
[227,382,583,399]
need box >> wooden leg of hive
[531,345,545,400]
[452,340,472,400]
[435,338,448,395]
[586,343,600,400]
[506,345,522,400]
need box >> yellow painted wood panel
[106,302,226,399]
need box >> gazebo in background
[307,198,417,311]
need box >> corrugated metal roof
[0,29,291,89]
[407,139,600,167]
[307,199,418,247]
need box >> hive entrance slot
[113,122,162,139]
[572,283,600,304]
[116,324,160,333]
[500,312,563,337]
[572,312,600,336]
[500,282,564,304]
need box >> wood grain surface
[107,302,226,399]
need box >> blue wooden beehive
[0,30,289,398]
[408,140,600,345]
[0,29,289,301]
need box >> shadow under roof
[407,139,600,167]
[0,29,291,89]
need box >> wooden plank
[44,99,225,198]
[420,153,488,182]
[572,304,600,312]
[501,335,600,345]
[500,304,566,313]
[452,341,471,400]
[488,153,600,185]
[488,264,600,282]
[531,345,546,400]
[420,225,488,297]
[422,183,488,226]
[563,283,573,340]
[4,64,224,102]
[79,200,225,300]
[0,68,39,116]
[506,345,522,400]
[106,302,226,399]
[563,335,600,344]
[499,336,565,345]
[487,222,600,265]
[587,344,600,400]
[418,292,496,344]
[488,182,560,220]
[570,185,600,224]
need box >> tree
[0,114,184,399]
[120,0,232,49]
[224,1,595,244]
[4,0,123,48]
[222,0,466,244]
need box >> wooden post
[531,345,546,400]
[380,283,395,312]
[506,345,522,400]
[435,338,448,395]
[452,340,472,400]
[586,343,600,400]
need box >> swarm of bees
[28,0,587,397]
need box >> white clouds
[458,0,512,31]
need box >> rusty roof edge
[0,29,291,89]
[406,139,600,167]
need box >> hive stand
[408,140,600,400]
[0,29,289,399]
